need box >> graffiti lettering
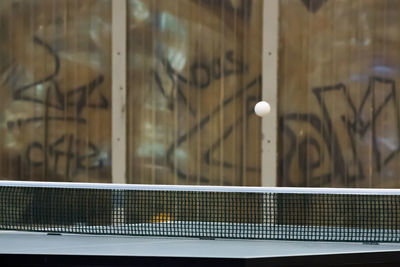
[11,36,108,114]
[167,75,262,185]
[154,50,248,116]
[26,134,103,179]
[4,36,109,180]
[281,76,400,186]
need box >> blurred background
[1,0,399,188]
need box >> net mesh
[1,184,400,242]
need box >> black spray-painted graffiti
[195,0,253,21]
[301,0,328,13]
[154,50,249,116]
[166,76,261,184]
[154,50,260,184]
[280,76,400,186]
[4,36,108,179]
[26,134,103,178]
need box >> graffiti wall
[0,0,111,182]
[128,0,262,185]
[279,0,400,188]
[127,0,262,185]
[0,0,262,185]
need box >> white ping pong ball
[254,101,271,117]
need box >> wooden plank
[112,0,127,184]
[261,0,279,186]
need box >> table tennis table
[2,231,400,267]
[3,181,400,266]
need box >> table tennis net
[1,182,400,242]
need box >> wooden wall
[126,0,263,185]
[5,0,400,188]
[279,0,400,188]
[0,0,112,183]
[0,0,262,185]
[4,0,400,189]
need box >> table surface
[2,231,400,266]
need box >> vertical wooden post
[261,0,279,186]
[112,0,127,184]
